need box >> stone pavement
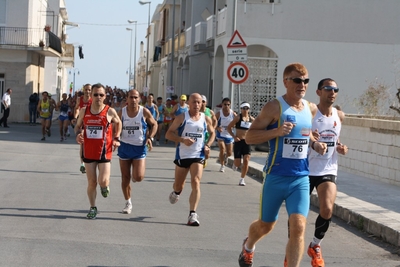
[214,148,400,247]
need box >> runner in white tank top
[307,78,348,267]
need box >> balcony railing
[217,7,227,36]
[0,27,61,54]
[206,15,215,41]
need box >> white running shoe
[232,165,238,172]
[122,202,132,214]
[239,178,246,186]
[169,191,179,204]
[219,165,225,172]
[156,141,160,146]
[187,213,200,226]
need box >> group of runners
[34,61,348,267]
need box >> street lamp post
[128,20,137,89]
[126,27,133,90]
[139,1,151,91]
[69,68,80,95]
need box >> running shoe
[122,202,132,214]
[219,165,225,172]
[238,237,254,267]
[60,137,64,142]
[169,191,179,204]
[156,140,160,146]
[307,243,325,267]
[284,256,288,267]
[80,165,86,174]
[232,165,238,172]
[187,212,200,226]
[64,134,67,140]
[101,186,110,198]
[41,136,45,141]
[87,207,97,219]
[239,178,246,186]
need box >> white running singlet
[120,106,147,146]
[308,107,341,176]
[176,111,206,160]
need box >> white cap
[240,102,250,109]
[201,95,207,102]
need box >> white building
[0,0,74,122]
[142,0,400,115]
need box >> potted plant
[39,40,45,47]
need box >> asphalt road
[0,124,399,267]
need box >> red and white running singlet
[82,104,113,161]
[79,97,92,109]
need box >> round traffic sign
[227,62,249,84]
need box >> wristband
[114,137,120,141]
[205,144,210,148]
[311,141,316,150]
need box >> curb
[224,156,400,248]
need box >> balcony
[217,7,227,36]
[206,15,215,48]
[60,43,74,68]
[185,27,191,48]
[194,22,212,51]
[0,27,62,57]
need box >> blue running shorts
[118,141,147,160]
[216,134,234,144]
[260,174,309,222]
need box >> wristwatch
[114,137,120,141]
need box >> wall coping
[345,115,400,132]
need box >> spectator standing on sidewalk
[305,78,348,267]
[166,93,215,226]
[118,89,157,215]
[226,102,255,186]
[215,97,236,172]
[74,83,122,219]
[29,92,39,125]
[238,63,327,267]
[0,88,12,128]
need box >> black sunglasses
[321,86,339,93]
[241,107,249,110]
[93,93,105,97]
[286,77,310,84]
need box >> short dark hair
[6,88,11,93]
[157,97,162,100]
[317,78,336,89]
[222,97,231,103]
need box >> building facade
[0,0,74,122]
[142,0,400,115]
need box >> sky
[65,0,163,90]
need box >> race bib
[86,126,103,139]
[123,126,139,139]
[60,111,68,116]
[282,138,308,159]
[185,132,202,142]
[240,121,251,129]
[317,141,335,159]
[42,108,49,113]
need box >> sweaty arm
[166,113,187,143]
[74,108,86,144]
[143,108,158,150]
[246,100,289,145]
[227,115,240,142]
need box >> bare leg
[285,214,307,267]
[188,163,203,211]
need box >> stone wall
[339,116,400,185]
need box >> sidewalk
[211,148,400,247]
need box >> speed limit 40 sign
[227,62,249,84]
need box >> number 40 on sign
[227,62,249,84]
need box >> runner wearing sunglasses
[74,83,122,219]
[238,63,327,267]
